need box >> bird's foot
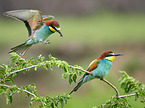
[100,77,104,80]
[42,40,50,44]
[95,76,104,80]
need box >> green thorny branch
[0,83,70,107]
[0,53,144,107]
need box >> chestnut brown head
[98,51,123,61]
[44,20,63,37]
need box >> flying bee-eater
[69,51,123,95]
[4,9,63,55]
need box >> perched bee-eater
[69,51,123,95]
[4,9,63,55]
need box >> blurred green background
[0,0,145,108]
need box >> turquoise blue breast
[91,59,112,78]
[33,24,53,42]
[81,59,112,84]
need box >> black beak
[51,25,63,37]
[114,53,123,56]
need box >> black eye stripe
[105,54,114,57]
[105,55,110,57]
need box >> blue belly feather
[26,24,53,44]
[33,24,53,42]
[82,59,112,84]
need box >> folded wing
[87,59,100,72]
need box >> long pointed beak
[56,29,63,37]
[51,26,63,37]
[114,53,123,56]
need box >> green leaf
[48,54,52,60]
[34,66,38,71]
[1,64,7,70]
[61,96,67,104]
[73,74,77,83]
[57,61,62,68]
[135,92,139,101]
[5,93,12,104]
[79,71,83,76]
[5,77,13,84]
[18,89,23,99]
[51,102,54,108]
[75,69,79,75]
[55,99,58,106]
[30,96,37,106]
[127,84,133,93]
[0,69,5,74]
[63,66,68,73]
[49,65,53,70]
[118,71,127,74]
[62,73,69,79]
[0,74,3,78]
[0,89,5,96]
[69,74,73,85]
[140,100,144,103]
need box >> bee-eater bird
[4,9,63,55]
[69,51,123,95]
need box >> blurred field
[0,12,145,108]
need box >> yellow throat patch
[106,56,115,61]
[49,26,57,32]
[49,26,60,33]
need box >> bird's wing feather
[4,10,43,37]
[87,59,100,72]
[42,15,55,21]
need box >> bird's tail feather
[9,42,32,55]
[69,79,83,95]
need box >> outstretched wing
[87,59,100,72]
[4,9,43,37]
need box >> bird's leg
[100,77,104,80]
[42,40,50,44]
[95,76,103,80]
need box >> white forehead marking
[57,28,60,30]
